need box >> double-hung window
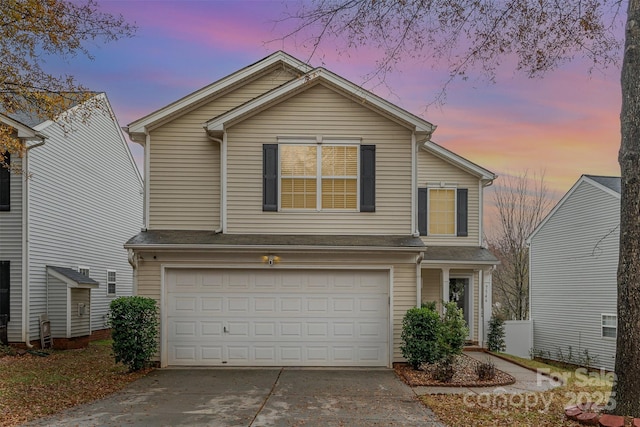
[418,186,468,236]
[106,270,117,296]
[601,314,617,338]
[278,143,359,211]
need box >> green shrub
[487,314,506,352]
[439,302,469,357]
[433,355,456,382]
[400,306,441,369]
[108,296,159,372]
[475,358,496,380]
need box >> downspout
[143,131,150,230]
[22,137,46,348]
[480,178,495,247]
[411,132,417,236]
[416,252,424,307]
[206,132,224,234]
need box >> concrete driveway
[25,368,444,426]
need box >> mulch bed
[395,354,516,387]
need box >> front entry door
[449,278,470,338]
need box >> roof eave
[124,243,425,252]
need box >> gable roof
[46,266,99,289]
[0,113,44,140]
[527,174,621,243]
[126,51,313,142]
[421,140,495,181]
[204,67,436,137]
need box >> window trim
[426,186,458,236]
[601,313,617,339]
[278,142,360,212]
[106,269,117,296]
[77,266,90,277]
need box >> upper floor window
[602,314,617,338]
[0,152,9,212]
[280,144,358,210]
[78,267,90,277]
[418,187,468,237]
[263,142,374,212]
[428,188,456,235]
[106,270,117,296]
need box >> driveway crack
[249,367,283,426]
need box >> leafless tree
[279,0,640,416]
[487,172,553,321]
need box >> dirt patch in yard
[395,354,516,387]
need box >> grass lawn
[421,353,615,427]
[0,340,151,427]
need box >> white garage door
[165,268,389,366]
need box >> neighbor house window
[107,270,117,295]
[428,188,456,235]
[602,314,617,338]
[280,144,358,211]
[78,267,90,277]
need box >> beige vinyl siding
[225,83,413,234]
[392,263,417,362]
[134,250,418,364]
[421,269,442,309]
[148,67,299,230]
[417,149,480,245]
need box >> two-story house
[0,93,143,348]
[125,51,498,367]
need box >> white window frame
[77,266,90,277]
[427,186,457,236]
[601,314,617,339]
[278,138,360,212]
[106,270,117,296]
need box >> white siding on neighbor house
[0,156,22,341]
[148,67,299,230]
[132,250,418,364]
[26,98,143,340]
[46,276,68,338]
[225,83,413,234]
[530,180,619,371]
[417,148,481,245]
[69,288,91,338]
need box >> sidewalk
[413,351,561,395]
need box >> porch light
[262,255,281,266]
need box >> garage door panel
[166,269,389,366]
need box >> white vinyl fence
[503,320,532,359]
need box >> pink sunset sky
[55,0,622,201]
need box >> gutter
[123,243,426,253]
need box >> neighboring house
[0,93,143,348]
[125,51,498,367]
[529,175,620,371]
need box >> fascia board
[124,243,425,253]
[206,67,436,134]
[0,114,39,139]
[128,51,312,135]
[421,140,496,180]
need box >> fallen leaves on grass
[395,354,515,387]
[0,340,151,427]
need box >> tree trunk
[612,0,640,417]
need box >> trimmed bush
[401,306,441,369]
[439,302,469,357]
[487,314,506,352]
[109,296,159,372]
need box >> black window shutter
[0,261,9,322]
[263,144,278,211]
[360,145,375,212]
[418,187,428,236]
[0,152,9,211]
[457,188,468,237]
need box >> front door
[449,278,470,338]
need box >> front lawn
[0,340,151,427]
[421,354,615,426]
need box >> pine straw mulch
[394,353,516,387]
[0,341,152,427]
